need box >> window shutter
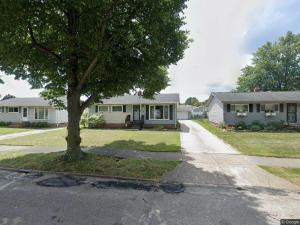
[95,105,98,113]
[19,107,21,113]
[146,105,149,120]
[226,104,231,112]
[123,105,126,112]
[249,104,253,112]
[169,105,173,120]
[280,104,284,112]
[256,104,260,112]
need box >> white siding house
[0,97,68,126]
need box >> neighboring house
[206,91,300,125]
[191,106,206,118]
[0,97,68,126]
[88,93,179,128]
[177,104,193,120]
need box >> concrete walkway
[163,120,300,191]
[0,128,63,141]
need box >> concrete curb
[0,166,161,183]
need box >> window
[35,107,48,120]
[261,104,279,112]
[97,105,109,112]
[149,105,169,120]
[8,107,19,113]
[112,105,123,112]
[229,104,248,113]
[0,107,4,113]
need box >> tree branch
[80,93,98,112]
[28,24,62,61]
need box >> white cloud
[0,72,42,98]
[165,0,260,102]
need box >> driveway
[163,120,300,191]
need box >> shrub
[80,113,105,128]
[264,121,284,131]
[234,121,247,131]
[0,121,11,127]
[248,120,264,131]
[249,124,263,131]
[22,121,49,128]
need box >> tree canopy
[0,0,189,159]
[185,97,200,106]
[1,94,16,101]
[236,31,300,92]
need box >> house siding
[207,97,224,124]
[89,103,177,126]
[224,103,300,125]
[0,106,67,124]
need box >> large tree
[185,97,200,107]
[236,32,300,92]
[0,1,189,160]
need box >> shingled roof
[100,93,180,104]
[0,97,51,107]
[210,91,300,103]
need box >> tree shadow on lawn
[85,139,181,152]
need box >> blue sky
[1,0,300,101]
[244,0,300,54]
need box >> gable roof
[177,104,194,112]
[0,97,52,107]
[210,91,300,103]
[100,93,180,104]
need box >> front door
[287,103,297,123]
[22,107,28,121]
[133,105,140,121]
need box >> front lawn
[0,129,181,152]
[195,119,300,158]
[0,151,180,180]
[260,166,300,186]
[0,127,32,135]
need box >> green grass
[0,127,32,135]
[195,119,300,158]
[0,151,180,180]
[0,129,181,152]
[260,166,300,186]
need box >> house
[191,106,207,118]
[0,97,68,126]
[88,93,179,128]
[206,91,300,125]
[177,104,194,120]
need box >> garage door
[177,112,189,120]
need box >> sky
[1,0,300,101]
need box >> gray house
[0,97,68,126]
[88,93,179,128]
[207,91,300,125]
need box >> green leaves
[0,0,189,104]
[236,32,300,92]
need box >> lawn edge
[194,119,300,159]
[0,166,162,183]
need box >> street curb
[0,166,161,183]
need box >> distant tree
[2,94,15,100]
[185,97,201,107]
[236,32,300,92]
[0,1,189,160]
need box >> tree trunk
[65,90,83,161]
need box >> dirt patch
[37,175,86,187]
[92,180,185,193]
